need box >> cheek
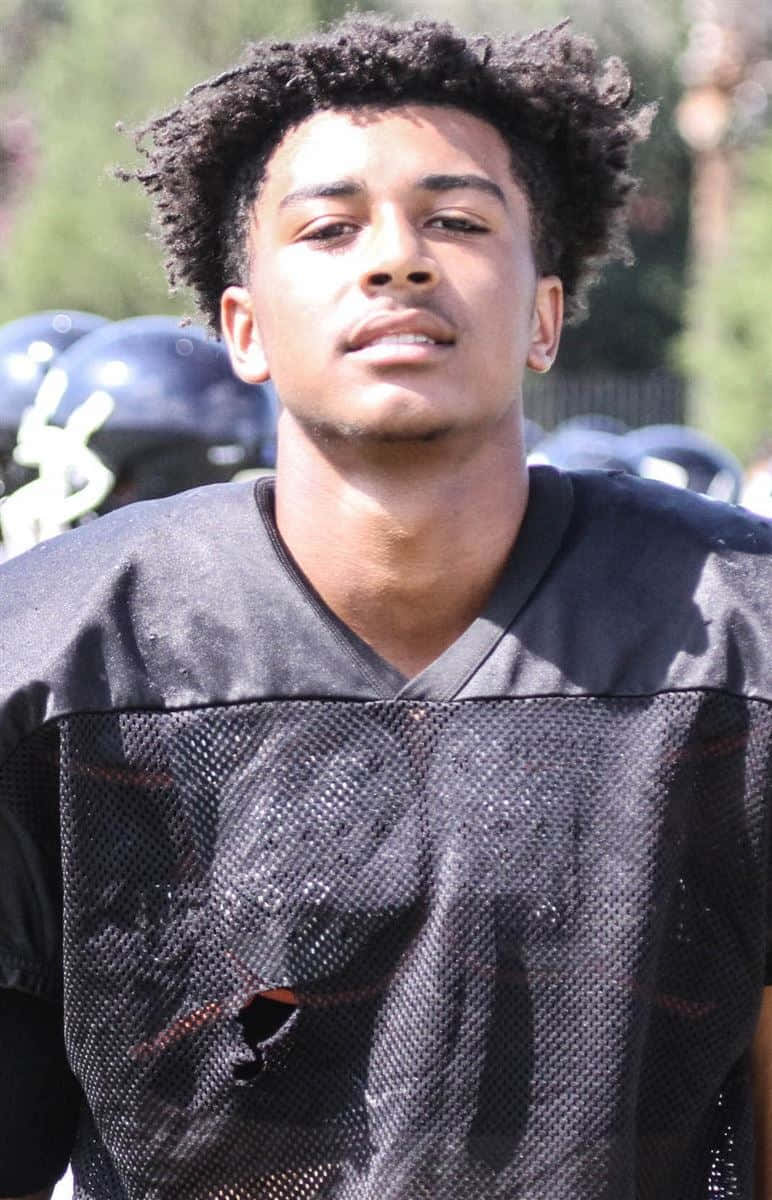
[450,242,533,315]
[488,271,537,354]
[253,289,316,367]
[260,259,343,354]
[467,277,535,364]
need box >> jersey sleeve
[0,725,63,1002]
[0,988,82,1194]
[768,777,772,987]
[0,724,80,1189]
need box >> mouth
[346,340,453,366]
[364,332,443,347]
[345,310,456,359]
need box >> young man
[1,15,771,1200]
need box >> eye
[427,215,489,235]
[301,220,359,243]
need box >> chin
[296,391,462,445]
[307,411,457,445]
[363,425,452,445]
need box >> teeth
[366,333,437,346]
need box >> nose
[360,210,440,294]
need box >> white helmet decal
[0,388,116,558]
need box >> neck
[274,413,529,678]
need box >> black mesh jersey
[1,465,771,1200]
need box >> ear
[220,285,270,383]
[526,276,563,375]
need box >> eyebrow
[278,173,507,210]
[279,179,364,210]
[417,174,507,206]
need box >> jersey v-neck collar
[254,465,573,702]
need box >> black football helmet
[0,309,108,499]
[1,316,278,557]
[621,424,743,503]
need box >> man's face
[223,104,561,446]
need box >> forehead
[257,104,518,206]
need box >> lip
[345,309,456,354]
[347,340,452,366]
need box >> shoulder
[563,470,772,603]
[0,481,269,755]
[0,481,263,652]
[568,468,772,559]
[1,478,260,590]
[522,469,772,699]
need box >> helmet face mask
[621,425,743,504]
[0,452,34,501]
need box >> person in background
[0,316,277,558]
[0,310,108,560]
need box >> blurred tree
[0,0,65,238]
[556,43,692,377]
[677,131,772,462]
[674,0,772,463]
[0,112,37,241]
[0,0,68,88]
[0,0,359,324]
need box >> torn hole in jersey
[233,990,299,1081]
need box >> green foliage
[677,135,772,463]
[543,4,692,376]
[0,0,348,324]
[557,44,691,376]
[0,0,68,89]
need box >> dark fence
[523,370,686,433]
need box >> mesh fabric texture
[26,690,769,1199]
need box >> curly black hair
[121,13,655,333]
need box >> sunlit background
[1,0,771,471]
